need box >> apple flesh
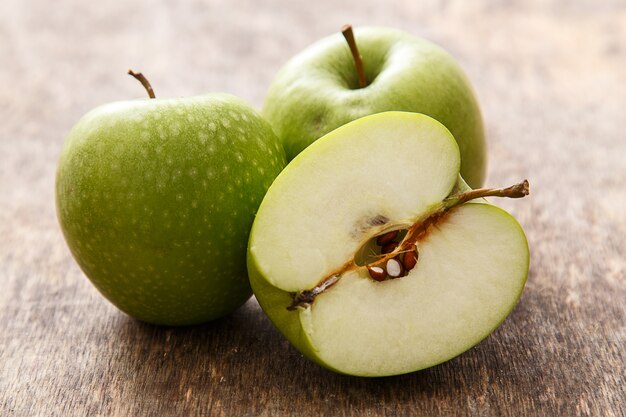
[248,112,528,376]
[263,26,487,188]
[56,93,286,326]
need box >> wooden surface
[1,1,625,416]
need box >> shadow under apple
[103,287,543,415]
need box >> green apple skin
[263,26,487,188]
[247,112,528,376]
[56,94,286,326]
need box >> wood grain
[1,0,624,416]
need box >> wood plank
[1,0,624,415]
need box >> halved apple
[248,112,529,376]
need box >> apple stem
[341,24,367,88]
[286,179,530,310]
[443,179,530,209]
[128,69,156,98]
[400,179,530,251]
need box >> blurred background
[1,0,624,235]
[1,0,624,416]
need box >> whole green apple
[263,25,487,187]
[56,76,286,326]
[248,112,529,376]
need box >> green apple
[263,25,487,188]
[248,112,529,376]
[56,74,286,326]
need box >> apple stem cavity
[341,24,367,89]
[287,179,530,310]
[128,69,156,99]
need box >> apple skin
[263,26,487,188]
[56,94,286,326]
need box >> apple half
[247,112,529,376]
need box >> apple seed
[368,266,387,281]
[386,258,404,278]
[381,241,399,255]
[376,230,399,246]
[402,247,418,271]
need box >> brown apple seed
[376,230,399,246]
[403,246,418,271]
[368,265,387,281]
[381,241,399,255]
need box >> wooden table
[1,1,624,415]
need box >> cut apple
[248,112,529,376]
